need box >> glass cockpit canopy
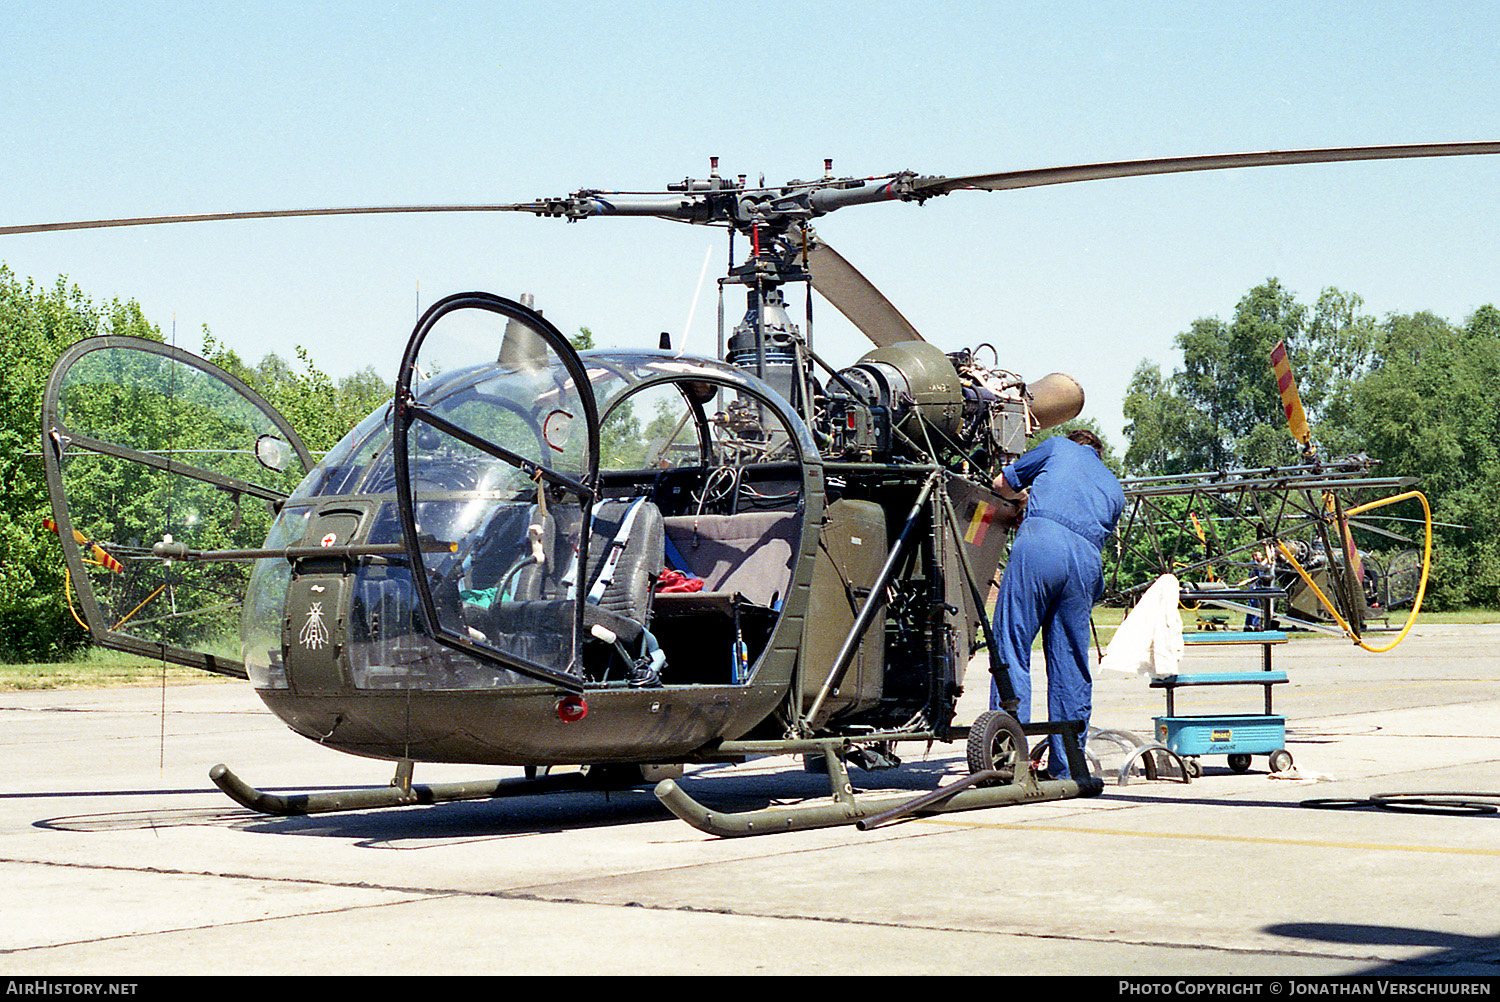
[41,336,314,675]
[584,352,814,471]
[392,293,599,691]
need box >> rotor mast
[536,156,885,416]
[719,161,817,415]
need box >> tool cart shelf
[1150,589,1294,777]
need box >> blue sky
[4,1,1498,446]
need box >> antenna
[679,244,715,355]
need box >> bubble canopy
[392,293,601,690]
[382,294,818,692]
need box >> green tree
[0,268,164,659]
[1329,307,1500,607]
[1121,361,1204,476]
[1123,280,1376,475]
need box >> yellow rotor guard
[1273,490,1432,652]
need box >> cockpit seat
[466,503,556,605]
[579,498,665,683]
[658,511,797,609]
[460,498,666,683]
[585,497,665,626]
[647,511,798,685]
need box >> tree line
[0,266,391,660]
[1118,278,1500,610]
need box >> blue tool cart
[1150,589,1294,777]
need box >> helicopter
[24,141,1500,836]
[1109,339,1435,650]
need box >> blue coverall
[989,436,1125,778]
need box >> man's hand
[992,475,1029,528]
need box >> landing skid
[210,716,1103,834]
[655,717,1103,837]
[655,770,1099,837]
[208,761,590,816]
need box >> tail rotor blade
[1270,340,1314,456]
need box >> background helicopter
[1109,341,1434,650]
[24,140,1500,836]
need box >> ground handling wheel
[967,710,1028,786]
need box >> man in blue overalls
[990,429,1125,778]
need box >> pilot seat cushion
[587,498,665,626]
[660,511,797,609]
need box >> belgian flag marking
[964,501,997,546]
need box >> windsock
[42,518,125,573]
[1269,340,1313,454]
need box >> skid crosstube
[654,719,1101,837]
[209,762,591,816]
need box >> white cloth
[1098,573,1185,677]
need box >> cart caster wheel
[1268,749,1294,773]
[1184,757,1203,779]
[1228,753,1252,773]
[967,710,1027,785]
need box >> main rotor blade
[799,226,925,348]
[14,141,1495,237]
[1345,518,1414,544]
[0,203,541,236]
[913,141,1500,196]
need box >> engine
[819,341,1084,474]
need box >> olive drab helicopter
[21,141,1500,836]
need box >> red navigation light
[556,695,588,723]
